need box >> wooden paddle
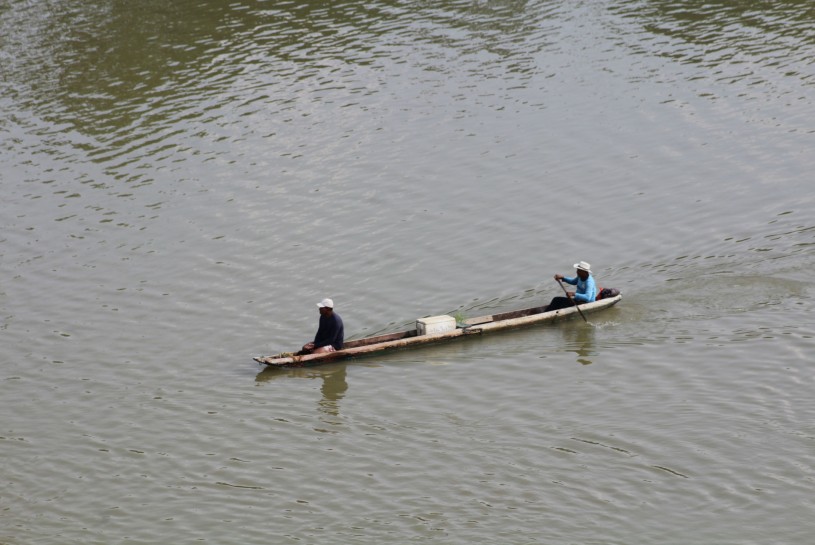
[558,279,588,322]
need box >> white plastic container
[416,315,457,336]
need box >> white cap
[573,261,592,273]
[317,298,334,309]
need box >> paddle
[558,279,588,323]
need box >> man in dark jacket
[301,298,344,354]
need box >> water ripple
[609,0,815,96]
[2,1,814,544]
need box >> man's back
[315,312,344,350]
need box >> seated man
[547,261,597,311]
[301,298,344,354]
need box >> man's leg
[546,296,575,312]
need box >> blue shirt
[314,312,344,350]
[562,274,596,303]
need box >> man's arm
[560,276,578,286]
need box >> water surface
[1,1,813,543]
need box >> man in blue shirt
[302,298,344,354]
[546,261,597,312]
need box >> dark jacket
[313,312,344,350]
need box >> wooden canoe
[254,294,621,368]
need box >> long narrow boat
[254,293,621,368]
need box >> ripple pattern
[1,1,814,544]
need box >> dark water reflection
[611,0,815,87]
[5,0,812,184]
[561,323,597,365]
[256,363,348,419]
[4,0,549,137]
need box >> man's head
[317,298,334,315]
[573,261,591,280]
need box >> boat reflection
[561,323,597,366]
[256,363,348,418]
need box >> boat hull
[254,294,621,368]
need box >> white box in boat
[416,315,456,335]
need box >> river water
[1,1,813,543]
